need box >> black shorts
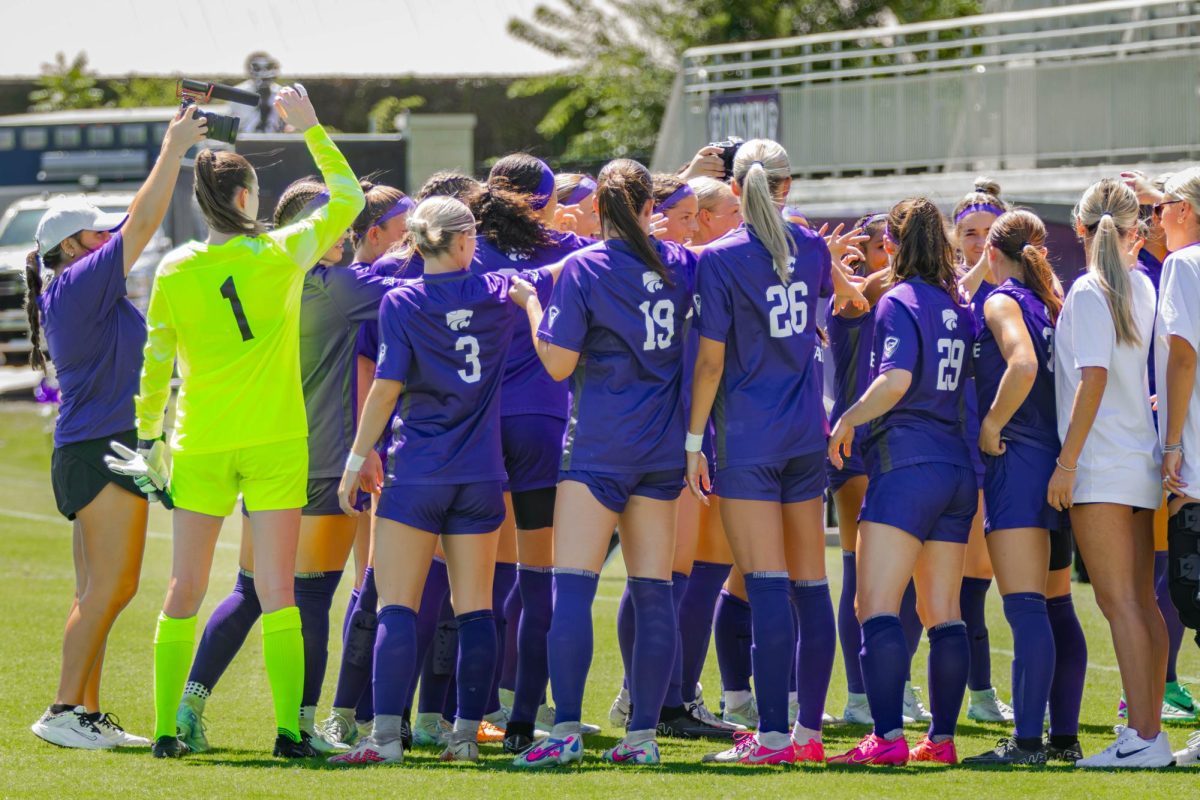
[51,430,144,520]
[1049,513,1074,572]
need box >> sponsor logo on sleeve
[446,309,473,330]
[883,336,899,358]
[642,271,664,292]
[547,305,560,329]
[378,343,388,363]
[693,293,702,316]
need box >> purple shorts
[717,451,827,503]
[501,414,566,494]
[825,452,866,495]
[860,461,978,544]
[982,440,1059,534]
[376,481,506,534]
[560,469,683,514]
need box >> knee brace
[344,608,378,668]
[1168,503,1200,633]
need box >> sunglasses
[1154,199,1185,216]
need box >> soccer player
[959,210,1065,765]
[1050,179,1171,768]
[119,86,365,759]
[827,198,977,766]
[173,177,394,755]
[552,173,600,238]
[27,107,206,750]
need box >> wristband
[1055,458,1078,473]
[345,452,366,472]
[685,432,705,453]
[1163,442,1184,454]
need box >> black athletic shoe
[274,731,319,758]
[656,709,736,741]
[151,735,190,758]
[504,731,535,754]
[1044,736,1084,763]
[962,737,1047,765]
[401,718,413,751]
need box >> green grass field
[2,401,1198,799]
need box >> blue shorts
[825,452,866,495]
[501,414,565,494]
[717,452,827,503]
[982,441,1059,534]
[859,462,978,544]
[560,469,683,514]
[376,482,506,534]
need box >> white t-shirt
[1055,269,1160,508]
[1155,243,1200,501]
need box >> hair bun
[974,176,1001,198]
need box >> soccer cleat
[1117,695,1128,720]
[327,736,404,765]
[792,737,826,763]
[318,708,359,747]
[93,712,150,747]
[962,737,1047,765]
[909,736,958,764]
[1173,730,1200,766]
[603,737,661,765]
[412,712,452,747]
[841,693,873,725]
[477,720,506,743]
[511,734,584,768]
[609,686,631,729]
[30,706,112,750]
[1165,682,1197,718]
[535,704,600,736]
[274,731,318,758]
[722,696,760,729]
[1161,701,1195,722]
[657,708,737,741]
[687,697,745,732]
[440,732,480,763]
[151,735,190,758]
[175,696,210,753]
[828,733,909,766]
[503,730,536,755]
[1076,726,1174,769]
[498,687,515,717]
[300,706,349,753]
[966,688,1015,723]
[903,683,933,723]
[1044,736,1084,763]
[702,732,795,765]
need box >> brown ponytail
[887,198,958,298]
[987,209,1063,324]
[350,180,409,244]
[596,158,668,284]
[194,149,265,237]
[24,249,50,371]
[468,183,551,257]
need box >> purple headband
[563,176,597,206]
[528,159,556,210]
[298,190,330,220]
[372,196,416,228]
[655,184,695,214]
[954,203,1004,223]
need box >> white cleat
[327,736,403,765]
[318,708,359,747]
[94,713,150,747]
[841,692,874,725]
[439,731,481,763]
[903,683,933,724]
[1173,730,1200,766]
[687,697,745,732]
[31,706,113,750]
[723,696,760,730]
[300,706,349,753]
[609,686,631,729]
[967,687,1015,723]
[412,713,452,747]
[1077,726,1174,769]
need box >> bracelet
[1055,458,1078,473]
[684,432,705,453]
[1164,442,1184,454]
[345,452,366,472]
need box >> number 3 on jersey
[456,335,481,383]
[936,338,965,391]
[220,276,254,341]
[767,282,808,338]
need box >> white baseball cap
[35,197,127,256]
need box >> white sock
[551,721,581,739]
[792,722,821,744]
[758,730,791,749]
[725,689,753,708]
[453,718,479,739]
[788,691,798,706]
[625,728,655,746]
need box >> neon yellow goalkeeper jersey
[135,125,365,454]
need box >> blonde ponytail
[1074,179,1140,346]
[732,139,794,284]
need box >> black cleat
[274,731,319,758]
[656,709,736,741]
[962,737,1048,765]
[401,718,413,751]
[151,735,190,758]
[504,731,535,754]
[1044,736,1083,763]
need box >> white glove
[105,440,170,498]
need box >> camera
[177,79,260,144]
[709,136,745,180]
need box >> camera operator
[227,51,287,134]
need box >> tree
[110,77,179,109]
[28,52,105,112]
[368,95,427,134]
[508,0,979,161]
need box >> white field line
[0,506,237,550]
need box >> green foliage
[28,52,105,112]
[367,95,428,133]
[109,77,179,109]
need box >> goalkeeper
[115,85,364,759]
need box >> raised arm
[134,276,178,441]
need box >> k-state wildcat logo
[378,343,388,363]
[941,308,958,330]
[446,309,473,330]
[547,305,560,329]
[883,336,899,358]
[693,293,702,316]
[642,271,664,292]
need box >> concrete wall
[405,114,478,194]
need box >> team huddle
[23,86,1200,771]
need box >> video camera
[177,79,260,144]
[709,136,745,180]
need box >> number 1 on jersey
[220,276,254,341]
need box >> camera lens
[197,110,239,144]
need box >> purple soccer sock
[789,601,799,694]
[662,571,690,710]
[744,572,796,735]
[500,575,523,692]
[625,576,677,729]
[342,587,360,643]
[512,566,553,726]
[485,562,517,714]
[188,570,261,692]
[455,610,498,722]
[405,558,450,716]
[861,614,908,737]
[1156,552,1185,683]
[332,567,377,712]
[1003,593,1055,741]
[900,579,922,680]
[793,579,836,730]
[373,605,418,717]
[838,551,865,694]
[295,570,343,707]
[960,576,993,691]
[617,581,634,691]
[679,561,730,703]
[1047,594,1086,737]
[927,620,969,739]
[714,590,753,693]
[547,569,599,725]
[419,594,456,715]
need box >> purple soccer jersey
[973,278,1058,451]
[354,252,425,362]
[537,238,697,472]
[696,223,833,468]
[471,229,592,418]
[864,278,975,475]
[376,267,551,485]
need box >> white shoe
[300,706,349,753]
[94,712,150,747]
[439,731,480,762]
[498,687,515,718]
[484,707,510,730]
[1173,730,1200,766]
[609,687,631,729]
[536,704,600,736]
[1161,701,1195,722]
[967,688,1015,722]
[318,707,359,747]
[327,736,403,765]
[842,692,873,725]
[31,706,112,750]
[412,712,452,747]
[903,683,933,724]
[687,697,745,731]
[1076,726,1174,769]
[723,696,760,729]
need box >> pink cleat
[909,736,958,764]
[703,732,796,765]
[792,737,826,763]
[828,733,909,766]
